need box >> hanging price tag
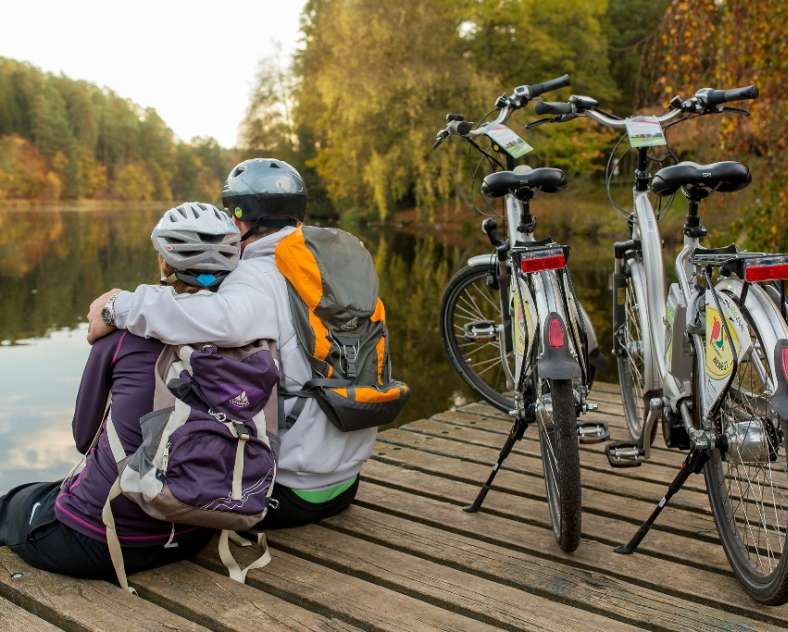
[625,116,667,148]
[483,123,534,159]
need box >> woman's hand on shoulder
[87,288,122,344]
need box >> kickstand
[463,413,528,513]
[615,448,708,554]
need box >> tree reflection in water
[0,206,615,490]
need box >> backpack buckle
[231,421,250,440]
[341,341,360,378]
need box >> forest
[0,0,784,249]
[0,56,232,202]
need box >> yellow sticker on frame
[705,307,739,380]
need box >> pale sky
[0,0,306,147]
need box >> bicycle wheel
[699,300,788,604]
[440,264,515,412]
[537,378,582,552]
[614,261,650,439]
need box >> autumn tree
[647,0,786,250]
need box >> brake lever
[431,131,448,151]
[525,117,555,129]
[721,106,750,117]
[525,114,575,129]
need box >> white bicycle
[434,75,607,551]
[536,83,788,603]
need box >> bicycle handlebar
[527,74,570,99]
[534,101,573,116]
[696,84,758,108]
[432,74,571,150]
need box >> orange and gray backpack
[274,225,410,432]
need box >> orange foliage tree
[647,0,787,250]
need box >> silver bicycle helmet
[151,202,241,289]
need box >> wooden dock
[2,383,788,631]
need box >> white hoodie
[113,226,377,490]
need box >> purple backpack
[100,341,279,592]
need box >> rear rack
[691,245,788,282]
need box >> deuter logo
[230,391,250,408]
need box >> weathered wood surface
[2,382,787,631]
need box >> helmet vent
[270,162,280,168]
[196,232,225,244]
[233,166,245,176]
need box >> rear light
[742,256,788,283]
[782,347,788,381]
[548,317,565,348]
[520,248,566,274]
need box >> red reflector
[520,254,566,274]
[782,347,788,381]
[744,263,788,282]
[548,317,565,348]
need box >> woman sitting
[0,202,242,579]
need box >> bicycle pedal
[606,441,643,468]
[582,400,599,412]
[577,421,609,444]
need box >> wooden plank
[434,409,690,469]
[429,410,788,501]
[132,560,362,632]
[0,596,61,632]
[362,457,732,574]
[317,501,788,630]
[350,483,788,625]
[268,525,641,632]
[371,441,725,545]
[0,548,206,632]
[197,545,505,632]
[389,423,716,516]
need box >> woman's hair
[158,257,202,295]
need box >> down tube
[634,191,668,390]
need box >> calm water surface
[0,202,630,492]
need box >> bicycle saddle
[651,161,751,197]
[482,167,567,198]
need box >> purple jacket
[55,331,206,546]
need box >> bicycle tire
[440,264,515,412]
[615,260,651,440]
[697,297,788,604]
[539,378,582,552]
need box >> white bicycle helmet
[151,202,241,289]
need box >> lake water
[0,201,628,493]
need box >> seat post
[683,187,708,239]
[516,189,536,235]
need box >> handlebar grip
[448,120,474,136]
[528,74,571,98]
[534,101,573,115]
[704,84,758,107]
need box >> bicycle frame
[620,149,788,454]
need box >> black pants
[0,482,213,581]
[258,479,359,529]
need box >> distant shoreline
[0,200,179,212]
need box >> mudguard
[773,339,788,420]
[714,279,788,418]
[467,253,496,269]
[538,312,581,380]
